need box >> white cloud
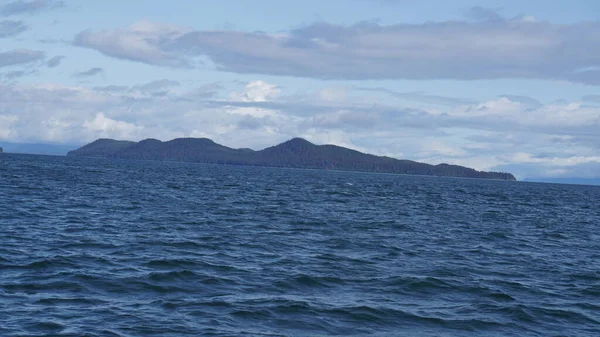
[420,141,467,158]
[445,97,600,133]
[229,80,280,102]
[299,128,367,152]
[508,152,600,167]
[0,80,598,179]
[318,87,348,102]
[226,107,276,118]
[308,109,378,129]
[472,97,523,115]
[82,113,143,140]
[0,114,18,138]
[227,80,280,117]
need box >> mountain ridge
[67,137,516,180]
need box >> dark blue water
[1,154,599,336]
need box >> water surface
[1,154,599,336]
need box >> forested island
[67,137,516,180]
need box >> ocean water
[1,154,599,337]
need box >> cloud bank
[75,15,600,84]
[0,80,598,180]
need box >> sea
[1,154,599,337]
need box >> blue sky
[1,0,600,182]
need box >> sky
[0,0,599,182]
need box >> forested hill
[67,137,516,180]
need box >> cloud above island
[74,14,600,84]
[0,78,598,180]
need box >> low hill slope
[68,137,516,180]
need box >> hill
[67,137,516,180]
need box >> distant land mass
[67,138,516,181]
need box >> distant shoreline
[7,152,600,186]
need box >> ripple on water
[1,154,599,336]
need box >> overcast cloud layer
[74,16,600,84]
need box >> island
[67,137,516,181]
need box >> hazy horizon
[2,138,599,186]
